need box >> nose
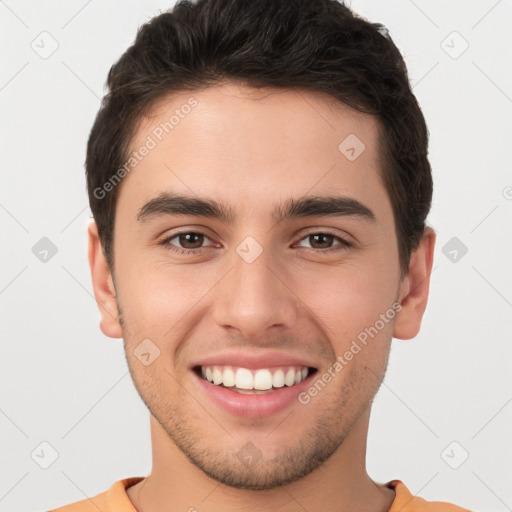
[212,243,300,340]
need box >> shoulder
[47,477,144,512]
[386,480,472,511]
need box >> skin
[88,81,435,512]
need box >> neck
[127,407,396,512]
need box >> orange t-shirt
[48,476,472,511]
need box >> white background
[1,1,511,511]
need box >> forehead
[134,81,381,153]
[121,82,388,219]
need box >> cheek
[300,262,397,325]
[115,262,218,335]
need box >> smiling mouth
[193,365,318,394]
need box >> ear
[393,227,436,340]
[88,222,123,339]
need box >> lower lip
[193,370,314,418]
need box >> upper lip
[191,350,319,370]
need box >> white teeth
[199,365,311,391]
[285,368,295,386]
[272,369,285,388]
[223,367,236,387]
[235,368,254,389]
[254,369,273,390]
[212,367,223,385]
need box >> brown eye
[177,232,205,249]
[307,233,335,249]
[296,232,352,253]
[160,231,215,252]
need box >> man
[49,0,471,510]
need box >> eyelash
[159,230,353,255]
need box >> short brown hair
[86,0,432,275]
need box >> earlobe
[393,227,436,340]
[87,222,123,339]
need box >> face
[90,81,431,490]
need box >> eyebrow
[136,192,376,224]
